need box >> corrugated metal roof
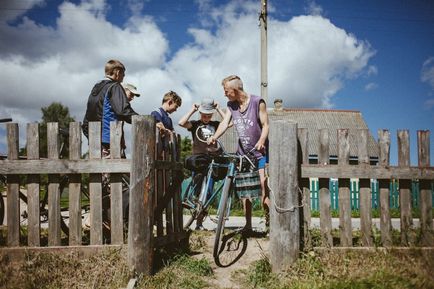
[216,108,379,159]
[269,108,379,158]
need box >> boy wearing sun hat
[178,98,226,230]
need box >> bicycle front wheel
[213,176,233,259]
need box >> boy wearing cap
[178,98,225,230]
[82,59,138,158]
[122,83,140,102]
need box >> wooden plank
[155,130,164,237]
[397,130,413,245]
[0,245,124,263]
[269,120,300,272]
[298,128,311,248]
[418,130,433,246]
[0,159,181,174]
[128,115,155,275]
[6,123,20,247]
[359,179,373,246]
[26,123,40,247]
[318,129,332,247]
[300,165,433,179]
[164,136,173,236]
[297,128,309,164]
[89,122,103,245]
[110,121,124,245]
[337,129,352,247]
[357,130,372,246]
[172,134,181,233]
[0,159,131,174]
[68,122,82,246]
[47,122,61,246]
[378,129,392,247]
[318,129,329,165]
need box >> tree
[39,102,75,158]
[180,136,192,178]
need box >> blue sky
[0,0,433,165]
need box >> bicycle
[181,135,260,266]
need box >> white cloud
[365,82,378,91]
[0,0,375,147]
[366,65,378,76]
[304,0,323,16]
[421,56,434,90]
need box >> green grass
[235,249,434,289]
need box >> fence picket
[418,130,433,246]
[110,121,124,245]
[378,129,392,246]
[6,123,20,247]
[358,129,373,246]
[319,129,332,247]
[398,130,413,245]
[298,128,311,249]
[338,129,352,247]
[69,122,82,246]
[89,122,103,245]
[47,122,61,246]
[27,123,40,247]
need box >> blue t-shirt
[151,108,173,130]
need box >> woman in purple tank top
[207,75,270,233]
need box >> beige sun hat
[122,83,140,97]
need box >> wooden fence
[299,127,434,248]
[269,120,433,272]
[0,116,185,274]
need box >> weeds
[137,254,213,289]
[237,249,434,289]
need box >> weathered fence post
[418,130,433,246]
[128,115,155,275]
[378,129,392,246]
[69,122,82,246]
[27,123,40,247]
[358,129,373,247]
[47,122,61,246]
[110,121,124,244]
[269,120,299,272]
[6,123,20,247]
[319,129,332,247]
[89,122,103,245]
[338,129,352,247]
[298,128,311,249]
[398,130,413,245]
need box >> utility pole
[260,0,268,102]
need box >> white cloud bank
[0,0,375,130]
[421,56,434,91]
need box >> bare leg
[243,198,253,230]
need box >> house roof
[218,108,379,159]
[271,108,379,159]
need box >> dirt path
[191,231,269,289]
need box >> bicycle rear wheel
[182,174,206,230]
[213,176,233,259]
